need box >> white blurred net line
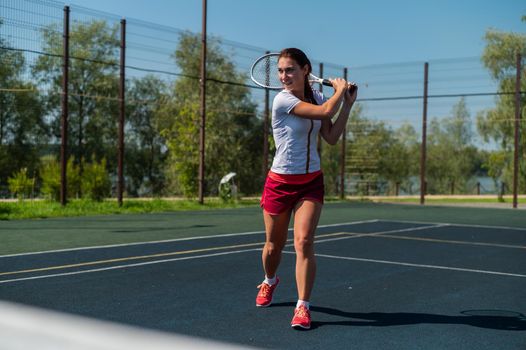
[0,301,256,350]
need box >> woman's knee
[294,234,314,255]
[265,240,285,256]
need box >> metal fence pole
[513,53,522,209]
[117,18,126,207]
[60,6,70,206]
[420,62,429,205]
[317,62,323,156]
[198,0,207,204]
[263,50,270,177]
[340,67,348,199]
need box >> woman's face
[277,56,308,93]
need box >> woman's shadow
[272,302,526,331]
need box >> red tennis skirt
[260,171,324,215]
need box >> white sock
[264,275,277,286]
[296,300,310,309]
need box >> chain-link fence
[1,0,524,206]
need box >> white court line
[315,224,449,242]
[0,248,261,284]
[284,251,526,279]
[0,232,351,283]
[0,225,444,284]
[0,223,518,284]
[374,234,526,250]
[381,219,526,232]
[0,219,379,258]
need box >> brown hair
[279,48,317,105]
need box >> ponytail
[304,80,317,105]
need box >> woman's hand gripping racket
[250,53,333,90]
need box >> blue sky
[66,0,525,67]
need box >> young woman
[256,48,357,329]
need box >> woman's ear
[302,64,310,77]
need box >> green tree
[345,106,381,195]
[483,150,508,200]
[320,138,342,196]
[386,123,420,195]
[344,104,419,196]
[158,32,261,197]
[32,20,120,197]
[477,16,526,192]
[0,22,48,189]
[126,75,169,196]
[427,98,478,194]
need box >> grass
[0,197,261,220]
[1,195,522,220]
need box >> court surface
[0,203,525,349]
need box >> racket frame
[250,53,333,90]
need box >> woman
[256,48,357,329]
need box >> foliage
[0,197,261,221]
[39,156,81,201]
[82,158,111,201]
[39,155,111,201]
[427,98,481,194]
[345,104,419,196]
[158,32,261,197]
[0,25,48,188]
[477,16,526,192]
[320,138,343,196]
[32,20,120,194]
[2,13,525,202]
[218,181,237,202]
[7,168,35,200]
[125,75,169,196]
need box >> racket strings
[251,55,282,89]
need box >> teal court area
[0,202,525,349]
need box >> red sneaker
[256,277,279,307]
[291,305,311,329]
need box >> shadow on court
[272,302,526,331]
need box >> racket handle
[321,79,333,87]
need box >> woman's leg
[292,200,323,301]
[261,209,292,278]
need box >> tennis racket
[250,52,333,90]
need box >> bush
[39,156,110,202]
[39,155,61,201]
[40,156,81,201]
[82,158,111,201]
[7,168,34,200]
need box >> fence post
[340,67,348,199]
[512,53,521,209]
[60,6,70,206]
[419,62,429,205]
[317,62,323,156]
[198,0,207,204]
[262,50,270,177]
[117,19,126,207]
[477,182,480,195]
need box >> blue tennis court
[1,211,524,349]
